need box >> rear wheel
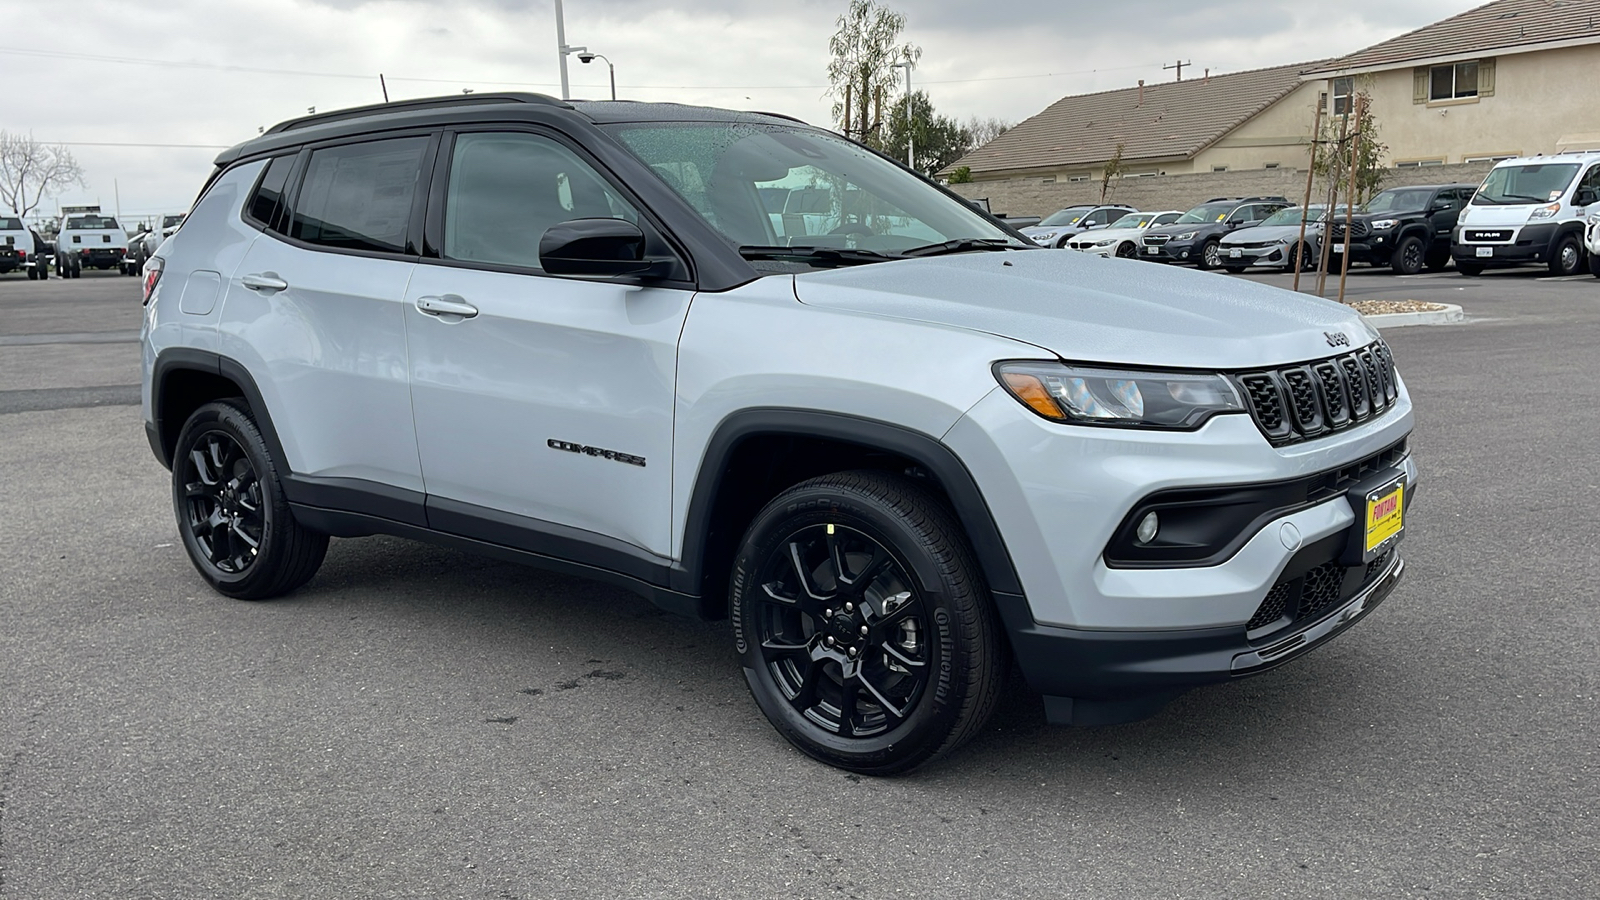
[731,471,1003,775]
[1390,235,1425,275]
[1548,235,1582,276]
[27,267,37,280]
[69,258,80,278]
[172,400,328,600]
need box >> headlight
[1274,237,1292,245]
[1370,219,1399,230]
[1031,230,1058,240]
[1529,203,1561,221]
[1174,231,1198,241]
[1094,238,1117,247]
[994,362,1245,430]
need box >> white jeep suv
[142,95,1417,773]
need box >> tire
[1590,249,1600,278]
[730,470,1004,775]
[1114,241,1137,260]
[1197,239,1222,270]
[69,258,80,278]
[1390,235,1425,275]
[27,267,37,280]
[172,400,328,600]
[1548,235,1582,277]
[1456,262,1485,277]
[1286,242,1309,273]
[38,264,47,281]
[1424,247,1450,272]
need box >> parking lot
[1,267,1597,898]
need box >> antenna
[1163,60,1190,82]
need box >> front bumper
[1329,233,1398,265]
[1452,222,1560,267]
[1220,243,1290,267]
[1141,239,1197,262]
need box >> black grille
[1329,221,1372,240]
[1465,229,1512,242]
[1298,562,1345,618]
[1236,341,1398,446]
[1247,582,1294,631]
[1245,543,1399,638]
[1143,234,1172,246]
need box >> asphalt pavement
[1,265,1596,899]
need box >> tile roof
[944,61,1318,176]
[1306,0,1600,73]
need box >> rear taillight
[142,257,163,306]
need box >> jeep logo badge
[1325,331,1351,348]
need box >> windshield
[1175,203,1235,225]
[1362,190,1433,214]
[1038,207,1095,227]
[1107,212,1154,229]
[163,215,185,228]
[66,215,119,230]
[607,122,1016,256]
[1472,163,1580,205]
[1259,206,1342,227]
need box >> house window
[1041,176,1056,184]
[1430,61,1479,100]
[1067,174,1091,183]
[1395,159,1447,168]
[1463,154,1517,164]
[1331,77,1354,115]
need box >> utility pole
[554,0,571,100]
[1294,99,1323,293]
[1163,60,1190,82]
[892,61,914,172]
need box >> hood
[792,250,1376,370]
[1220,224,1321,245]
[1456,204,1550,228]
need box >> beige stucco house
[945,0,1600,187]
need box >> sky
[6,0,1480,226]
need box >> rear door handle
[415,294,479,319]
[241,272,289,292]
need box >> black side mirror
[539,218,670,278]
[1576,189,1598,207]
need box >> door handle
[415,294,479,319]
[241,272,289,292]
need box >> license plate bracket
[1476,246,1494,258]
[1343,469,1406,565]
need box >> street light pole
[892,62,915,173]
[554,0,570,100]
[580,52,616,101]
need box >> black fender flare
[672,408,1024,604]
[148,348,289,475]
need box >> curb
[1361,303,1466,328]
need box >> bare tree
[1100,142,1126,203]
[827,0,920,148]
[963,116,1012,150]
[0,131,84,218]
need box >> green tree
[1313,86,1388,203]
[948,166,972,184]
[1100,142,1126,203]
[827,0,920,149]
[882,90,969,176]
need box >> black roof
[217,93,816,167]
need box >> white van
[1452,151,1600,276]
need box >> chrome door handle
[415,294,479,319]
[241,272,289,292]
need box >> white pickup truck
[55,213,126,277]
[1,215,29,276]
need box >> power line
[50,141,230,149]
[0,45,1160,91]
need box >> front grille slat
[1237,341,1398,446]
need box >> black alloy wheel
[173,400,327,599]
[1115,241,1138,259]
[1548,235,1582,277]
[1199,239,1222,270]
[731,471,1002,774]
[1391,235,1425,275]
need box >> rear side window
[246,156,295,231]
[290,137,427,253]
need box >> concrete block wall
[949,161,1496,219]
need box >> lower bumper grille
[1247,545,1395,634]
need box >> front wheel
[1197,240,1222,270]
[1115,241,1137,259]
[1548,235,1582,276]
[1391,235,1425,275]
[172,400,328,600]
[730,471,1003,775]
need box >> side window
[1226,206,1252,224]
[245,155,295,231]
[290,136,428,254]
[1577,166,1600,200]
[443,131,640,270]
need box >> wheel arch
[675,408,1023,619]
[150,349,288,475]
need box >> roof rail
[743,109,810,125]
[1241,195,1290,202]
[265,92,571,135]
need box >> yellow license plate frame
[1364,480,1405,554]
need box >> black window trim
[418,123,697,289]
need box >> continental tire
[730,471,1003,775]
[172,400,328,600]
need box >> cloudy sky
[11,0,1477,225]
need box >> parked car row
[1024,151,1600,279]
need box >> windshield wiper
[899,238,1021,258]
[1488,193,1550,205]
[738,245,899,267]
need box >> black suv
[1324,184,1476,275]
[1140,197,1291,269]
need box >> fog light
[1136,511,1160,544]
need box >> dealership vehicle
[22,229,53,280]
[1140,197,1292,269]
[1066,210,1183,258]
[143,94,1416,774]
[1325,184,1475,275]
[1218,205,1347,273]
[1020,204,1136,248]
[55,213,126,276]
[0,215,28,275]
[1451,153,1600,276]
